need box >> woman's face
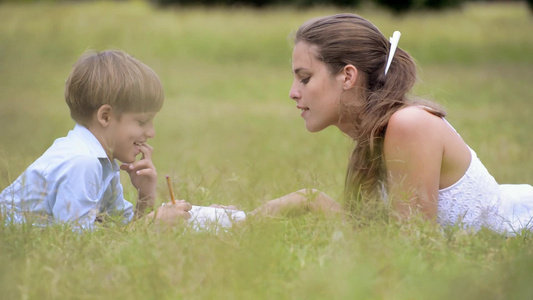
[289,42,351,133]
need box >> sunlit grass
[1,1,532,299]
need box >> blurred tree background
[0,0,531,13]
[152,0,531,14]
[160,0,527,13]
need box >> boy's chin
[117,156,136,164]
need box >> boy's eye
[301,77,310,84]
[138,120,148,126]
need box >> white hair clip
[384,31,401,76]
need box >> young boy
[0,49,191,229]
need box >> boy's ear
[341,64,358,90]
[96,104,113,127]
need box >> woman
[286,13,533,234]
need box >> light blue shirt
[0,124,134,228]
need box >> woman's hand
[249,189,341,217]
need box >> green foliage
[0,1,532,299]
[375,0,464,13]
[152,0,461,12]
[424,0,462,9]
[154,0,362,8]
[374,0,421,13]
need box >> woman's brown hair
[294,14,445,212]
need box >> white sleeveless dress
[437,120,533,235]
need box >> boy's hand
[147,200,192,225]
[120,142,157,213]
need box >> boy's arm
[52,157,107,228]
[120,143,157,219]
[248,188,342,217]
[119,143,192,225]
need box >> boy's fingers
[172,201,192,211]
[155,207,191,222]
[120,143,155,174]
[162,201,192,211]
[180,201,192,211]
[133,168,157,177]
[181,211,191,219]
[120,164,131,171]
[137,142,153,160]
[123,159,156,174]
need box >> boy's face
[105,111,157,163]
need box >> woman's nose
[289,84,300,100]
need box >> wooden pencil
[165,175,176,204]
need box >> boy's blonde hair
[65,49,164,125]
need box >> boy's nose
[146,124,156,139]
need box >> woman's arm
[383,107,445,221]
[248,188,342,217]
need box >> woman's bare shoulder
[387,106,444,136]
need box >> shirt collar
[71,124,119,171]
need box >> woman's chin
[305,122,326,133]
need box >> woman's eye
[301,77,310,84]
[138,120,147,126]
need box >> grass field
[1,1,532,299]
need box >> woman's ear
[341,64,358,90]
[96,104,113,127]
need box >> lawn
[0,1,532,299]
